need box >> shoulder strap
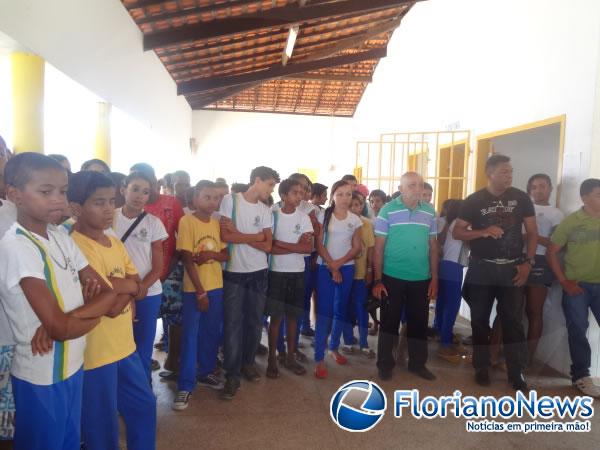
[121,211,148,243]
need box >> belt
[481,258,520,265]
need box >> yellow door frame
[434,139,469,211]
[474,115,566,206]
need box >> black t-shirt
[458,187,535,260]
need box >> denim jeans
[562,282,600,382]
[222,270,268,382]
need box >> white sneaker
[573,377,600,398]
[172,391,191,410]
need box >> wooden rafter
[143,0,416,50]
[177,47,386,95]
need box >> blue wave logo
[330,380,387,432]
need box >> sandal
[330,351,348,365]
[314,364,328,379]
[266,360,279,379]
[294,350,308,364]
[158,370,178,381]
[283,358,306,376]
[341,345,355,355]
[360,348,376,359]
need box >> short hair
[341,174,357,183]
[215,177,227,184]
[249,166,280,184]
[67,171,115,205]
[81,158,110,173]
[124,171,156,190]
[311,183,328,197]
[172,170,190,183]
[526,173,552,193]
[423,182,433,191]
[369,189,387,202]
[391,190,401,199]
[580,178,600,197]
[485,154,511,172]
[109,172,126,190]
[214,180,229,190]
[130,163,156,179]
[231,183,249,194]
[4,152,66,189]
[278,178,302,197]
[47,154,69,165]
[289,172,312,188]
[195,180,216,193]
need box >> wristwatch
[526,257,536,267]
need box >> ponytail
[322,179,351,243]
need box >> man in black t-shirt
[453,154,537,391]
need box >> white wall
[491,124,561,204]
[0,0,191,158]
[192,110,355,186]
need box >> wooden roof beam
[144,0,416,50]
[177,47,386,95]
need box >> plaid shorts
[266,272,305,318]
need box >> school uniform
[176,215,226,392]
[71,232,156,450]
[0,198,16,441]
[434,220,467,346]
[314,211,362,362]
[343,217,375,349]
[0,224,88,450]
[114,209,168,383]
[267,207,313,320]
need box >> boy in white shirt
[266,179,313,378]
[0,153,117,449]
[219,166,279,400]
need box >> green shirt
[374,198,437,281]
[551,208,600,283]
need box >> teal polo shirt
[374,198,437,281]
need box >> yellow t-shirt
[177,215,226,293]
[354,218,375,280]
[71,231,138,370]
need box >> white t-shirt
[532,204,565,256]
[317,210,363,266]
[0,223,88,385]
[219,193,273,273]
[0,199,17,346]
[298,200,316,216]
[270,208,313,273]
[114,209,168,296]
[442,220,464,264]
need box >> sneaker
[408,366,436,380]
[220,379,240,400]
[241,365,261,382]
[378,369,392,381]
[197,374,224,390]
[573,377,600,398]
[509,373,529,392]
[301,328,315,337]
[475,368,491,386]
[172,391,191,410]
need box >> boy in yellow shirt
[173,181,228,410]
[68,171,156,450]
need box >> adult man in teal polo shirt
[373,172,439,381]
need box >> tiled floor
[149,318,600,450]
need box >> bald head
[398,172,424,207]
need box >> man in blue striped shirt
[372,172,439,381]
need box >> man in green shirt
[547,178,600,398]
[372,172,439,381]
